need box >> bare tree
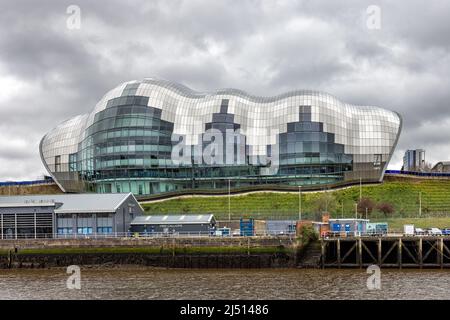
[422,161,433,172]
[357,197,375,217]
[376,202,394,217]
[312,192,336,218]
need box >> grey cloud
[0,0,450,179]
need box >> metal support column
[398,238,402,269]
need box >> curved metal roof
[131,214,215,225]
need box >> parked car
[415,228,426,235]
[232,229,241,237]
[428,228,443,236]
[441,228,450,235]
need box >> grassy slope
[371,218,450,231]
[142,177,450,229]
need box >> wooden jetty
[321,236,450,268]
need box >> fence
[385,170,450,178]
[0,230,297,240]
[0,178,54,187]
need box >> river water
[0,267,449,300]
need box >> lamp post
[228,179,231,222]
[298,186,302,221]
[359,177,362,201]
[419,191,422,217]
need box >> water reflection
[0,267,449,300]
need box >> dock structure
[321,236,450,268]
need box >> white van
[403,224,415,236]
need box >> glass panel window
[97,227,113,234]
[69,153,77,172]
[57,227,73,234]
[55,155,61,172]
[77,227,93,234]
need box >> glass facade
[40,78,402,195]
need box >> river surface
[0,267,449,300]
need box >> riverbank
[0,237,300,269]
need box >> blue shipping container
[240,218,254,236]
[332,223,341,232]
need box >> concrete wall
[0,236,295,250]
[3,253,295,269]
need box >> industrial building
[0,193,143,239]
[40,78,401,196]
[329,218,369,236]
[432,161,450,173]
[403,149,425,172]
[266,220,297,235]
[129,214,216,235]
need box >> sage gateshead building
[40,78,402,196]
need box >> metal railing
[385,169,450,177]
[323,231,450,238]
[0,230,297,240]
[0,178,55,187]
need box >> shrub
[297,224,318,247]
[376,202,394,217]
[357,197,375,217]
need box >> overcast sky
[0,0,449,180]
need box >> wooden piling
[337,238,341,268]
[321,239,325,269]
[419,238,423,269]
[378,238,382,266]
[358,238,362,268]
[321,236,450,269]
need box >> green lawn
[142,177,450,221]
[372,217,450,232]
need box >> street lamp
[228,179,231,222]
[298,186,302,221]
[419,191,422,217]
[359,177,362,201]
